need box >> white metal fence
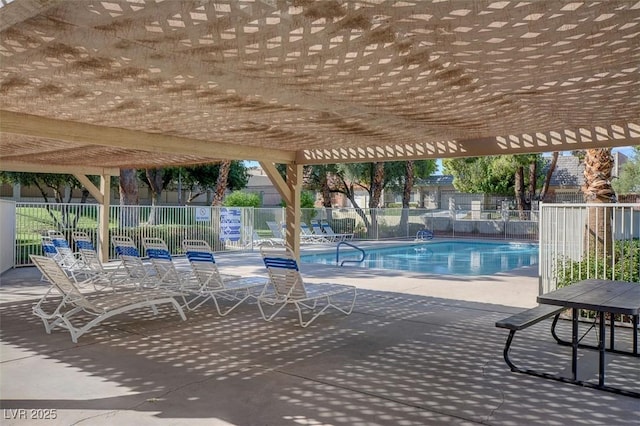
[13,203,541,266]
[12,203,640,290]
[539,203,640,294]
[0,199,16,273]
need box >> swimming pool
[300,241,538,276]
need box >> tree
[443,154,555,215]
[612,146,640,195]
[179,162,249,205]
[0,172,103,205]
[443,156,516,195]
[0,171,96,229]
[385,160,437,229]
[135,162,249,222]
[327,161,432,230]
[139,168,171,225]
[212,160,231,206]
[582,148,616,263]
[119,169,139,227]
[539,151,559,201]
[303,164,339,209]
[328,163,373,228]
[513,154,539,219]
[143,168,168,207]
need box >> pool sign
[195,207,211,222]
[220,208,241,242]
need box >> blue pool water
[300,241,538,276]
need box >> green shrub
[555,239,640,288]
[223,191,261,207]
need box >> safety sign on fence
[195,207,211,222]
[219,208,241,242]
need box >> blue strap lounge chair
[31,255,186,343]
[182,239,268,315]
[258,245,357,327]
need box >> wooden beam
[0,160,120,176]
[73,174,103,204]
[259,161,292,206]
[0,110,296,164]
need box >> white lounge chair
[47,230,84,267]
[40,236,61,281]
[300,222,330,244]
[111,235,156,288]
[42,232,87,282]
[241,227,281,248]
[320,221,354,241]
[266,221,285,240]
[267,220,326,244]
[142,237,193,289]
[309,220,335,243]
[258,245,357,327]
[252,230,283,247]
[182,240,268,315]
[30,255,186,343]
[72,231,124,288]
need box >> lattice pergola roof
[1,0,639,174]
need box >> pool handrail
[336,241,366,267]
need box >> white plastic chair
[182,240,268,315]
[258,245,357,327]
[31,255,186,343]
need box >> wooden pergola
[1,0,638,258]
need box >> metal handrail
[336,241,366,267]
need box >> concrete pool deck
[1,249,638,425]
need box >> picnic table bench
[495,305,564,374]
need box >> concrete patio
[1,252,638,425]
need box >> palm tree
[582,148,616,263]
[211,160,231,206]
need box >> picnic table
[537,279,639,397]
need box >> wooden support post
[259,161,303,257]
[285,164,302,257]
[98,174,111,263]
